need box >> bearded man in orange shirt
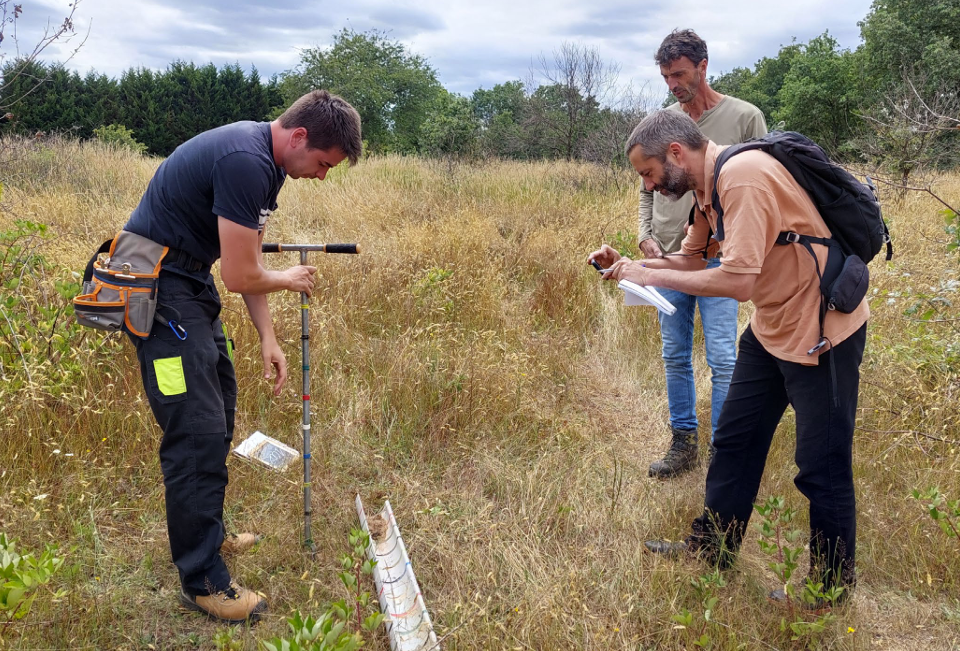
[590,109,868,603]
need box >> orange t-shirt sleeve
[716,183,780,275]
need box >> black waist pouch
[824,253,869,313]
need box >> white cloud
[9,0,874,96]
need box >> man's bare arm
[608,260,756,302]
[218,217,315,296]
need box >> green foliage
[609,230,638,258]
[472,81,535,159]
[671,570,725,649]
[2,58,274,155]
[944,210,960,253]
[262,528,384,651]
[213,627,245,651]
[338,528,386,635]
[261,611,364,651]
[5,1,960,170]
[414,267,456,315]
[419,91,480,158]
[712,1,960,163]
[0,219,87,391]
[774,33,864,155]
[93,124,147,154]
[859,0,960,96]
[711,40,800,125]
[527,82,602,160]
[282,29,444,154]
[755,497,841,649]
[0,533,66,630]
[911,488,960,540]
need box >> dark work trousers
[131,265,236,596]
[690,322,867,588]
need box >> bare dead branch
[0,0,89,111]
[866,175,958,214]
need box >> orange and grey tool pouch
[73,231,185,339]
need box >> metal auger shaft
[262,242,360,552]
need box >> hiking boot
[179,582,267,624]
[221,533,263,556]
[644,539,691,557]
[648,427,699,478]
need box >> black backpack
[710,130,892,265]
[701,131,892,366]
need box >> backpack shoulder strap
[689,201,713,260]
[711,140,771,241]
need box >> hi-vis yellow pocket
[153,357,187,396]
[221,323,234,364]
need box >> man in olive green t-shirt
[639,29,767,479]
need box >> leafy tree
[281,29,444,154]
[419,90,479,158]
[775,33,865,154]
[711,41,805,129]
[118,67,168,154]
[744,43,804,121]
[710,66,758,105]
[79,71,120,135]
[580,87,654,174]
[33,64,84,135]
[859,0,960,95]
[472,80,526,125]
[471,81,530,159]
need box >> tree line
[1,59,280,156]
[1,0,957,176]
[710,0,960,178]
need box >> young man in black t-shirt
[123,90,362,623]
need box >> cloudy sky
[14,0,874,97]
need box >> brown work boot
[648,427,699,478]
[179,582,267,624]
[220,533,263,556]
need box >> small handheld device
[590,260,607,274]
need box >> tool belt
[73,231,188,339]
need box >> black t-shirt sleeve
[211,151,273,229]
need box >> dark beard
[656,161,694,201]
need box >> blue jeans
[655,258,738,438]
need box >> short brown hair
[655,29,708,67]
[278,90,363,165]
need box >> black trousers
[690,322,866,588]
[131,267,236,596]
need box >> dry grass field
[0,137,958,650]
